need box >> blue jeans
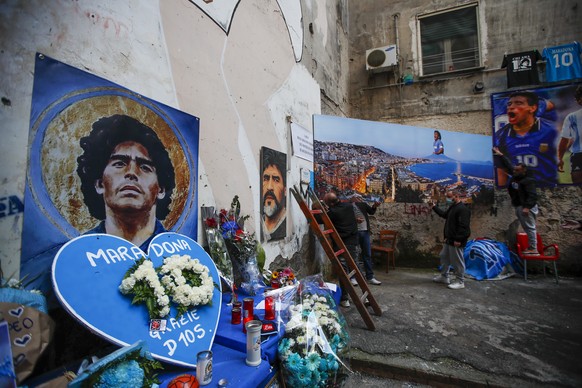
[358,231,374,280]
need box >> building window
[418,4,480,76]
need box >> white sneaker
[448,281,465,290]
[340,300,350,308]
[350,278,358,286]
[432,275,450,285]
[368,278,382,285]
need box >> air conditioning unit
[365,45,398,71]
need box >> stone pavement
[340,268,582,387]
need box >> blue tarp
[464,239,522,280]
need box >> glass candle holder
[196,350,213,386]
[243,298,254,320]
[264,295,275,321]
[231,307,241,324]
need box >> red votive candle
[264,295,275,321]
[231,307,242,324]
[243,298,254,320]
[242,298,254,333]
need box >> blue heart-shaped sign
[52,232,221,367]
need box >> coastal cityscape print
[313,115,494,205]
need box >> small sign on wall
[290,122,314,162]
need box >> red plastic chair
[515,233,559,284]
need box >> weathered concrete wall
[348,0,582,273]
[349,0,581,124]
[0,0,350,278]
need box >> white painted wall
[0,0,322,278]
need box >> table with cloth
[158,283,341,386]
[158,289,280,387]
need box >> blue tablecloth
[158,342,274,388]
[214,292,282,364]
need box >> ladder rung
[334,249,345,257]
[322,229,334,235]
[360,291,369,302]
[311,209,323,214]
[347,270,357,278]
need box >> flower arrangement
[268,267,297,288]
[119,255,214,320]
[69,341,162,388]
[204,196,265,295]
[119,257,171,319]
[277,276,350,387]
[0,274,47,314]
[201,206,234,285]
[159,254,214,318]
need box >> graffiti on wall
[188,0,303,61]
[403,203,431,217]
[0,196,24,218]
[188,0,240,33]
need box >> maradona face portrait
[38,94,190,233]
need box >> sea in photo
[409,161,494,188]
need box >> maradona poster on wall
[491,82,582,187]
[21,53,200,304]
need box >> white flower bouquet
[277,274,350,387]
[159,254,215,318]
[119,255,215,320]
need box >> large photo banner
[21,54,200,301]
[313,115,494,205]
[491,82,582,186]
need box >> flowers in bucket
[119,255,214,320]
[218,196,265,295]
[277,275,350,387]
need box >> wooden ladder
[290,185,382,331]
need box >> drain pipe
[393,13,403,122]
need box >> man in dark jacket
[429,190,471,289]
[493,147,539,255]
[317,192,362,307]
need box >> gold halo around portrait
[41,93,190,232]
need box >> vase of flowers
[277,275,350,387]
[217,196,265,295]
